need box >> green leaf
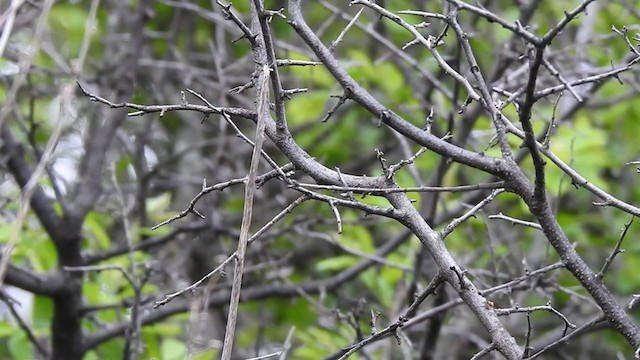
[191,349,218,360]
[0,321,16,338]
[360,270,395,307]
[159,114,182,134]
[48,4,88,57]
[295,327,343,359]
[144,323,184,337]
[340,225,374,252]
[372,63,405,101]
[0,224,12,243]
[358,195,393,210]
[8,332,31,360]
[95,337,124,359]
[161,338,186,360]
[345,49,373,84]
[141,330,160,358]
[316,255,358,272]
[115,155,132,181]
[25,233,57,272]
[83,350,98,360]
[286,90,330,125]
[83,282,103,305]
[546,115,610,194]
[84,212,111,250]
[32,296,53,333]
[83,280,119,307]
[271,298,315,327]
[379,266,404,287]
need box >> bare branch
[154,196,307,308]
[439,189,505,239]
[597,217,633,279]
[488,213,542,230]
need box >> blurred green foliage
[2,0,640,358]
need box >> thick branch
[287,0,504,176]
[518,47,546,201]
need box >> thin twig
[495,303,577,330]
[0,289,48,357]
[541,57,582,102]
[153,195,307,307]
[223,66,266,356]
[152,164,293,230]
[329,6,364,53]
[488,212,542,230]
[336,274,443,360]
[278,326,296,360]
[527,315,605,359]
[246,352,282,360]
[439,189,505,238]
[469,343,496,360]
[596,217,633,279]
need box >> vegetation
[1,0,640,359]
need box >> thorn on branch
[458,96,473,114]
[216,0,256,46]
[377,110,389,127]
[328,200,342,234]
[387,147,427,179]
[433,23,449,47]
[401,38,420,50]
[229,79,255,94]
[393,329,402,345]
[231,34,248,44]
[450,266,468,290]
[374,148,392,179]
[423,107,435,132]
[335,167,356,201]
[321,93,349,123]
[542,93,562,148]
[282,88,308,99]
[629,294,640,310]
[570,179,581,189]
[369,309,380,335]
[262,8,286,22]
